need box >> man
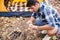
[27,0,60,36]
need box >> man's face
[30,3,40,12]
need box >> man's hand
[47,28,57,36]
[27,20,38,30]
[29,24,38,30]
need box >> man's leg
[56,28,60,40]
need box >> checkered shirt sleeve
[44,5,59,29]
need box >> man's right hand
[29,23,38,30]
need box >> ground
[0,0,60,40]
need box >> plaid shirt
[32,2,60,29]
[44,5,59,29]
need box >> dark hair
[27,0,39,7]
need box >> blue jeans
[57,23,60,34]
[58,28,60,34]
[35,18,46,26]
[57,17,60,34]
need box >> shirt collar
[37,4,45,14]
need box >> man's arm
[38,25,53,30]
[28,16,53,30]
[44,6,59,34]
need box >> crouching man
[27,0,60,36]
